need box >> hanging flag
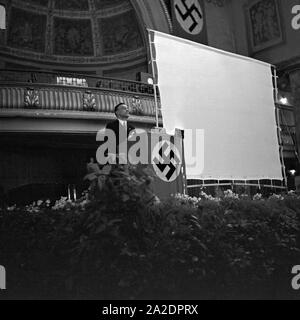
[171,0,207,44]
[149,128,187,197]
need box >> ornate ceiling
[23,0,126,10]
[0,0,147,68]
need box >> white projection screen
[150,30,283,181]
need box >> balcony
[0,69,162,133]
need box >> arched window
[0,4,6,30]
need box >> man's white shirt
[118,119,135,140]
[118,119,127,128]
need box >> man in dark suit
[105,102,135,163]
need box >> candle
[73,186,77,201]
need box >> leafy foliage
[1,168,300,299]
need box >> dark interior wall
[0,134,97,205]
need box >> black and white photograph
[0,0,300,304]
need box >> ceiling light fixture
[279,97,288,105]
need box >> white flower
[269,193,284,200]
[153,196,161,205]
[224,189,239,199]
[192,256,199,262]
[7,204,17,211]
[253,193,262,200]
[200,191,220,202]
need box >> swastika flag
[171,0,207,44]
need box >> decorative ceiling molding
[159,0,173,33]
[277,57,300,73]
[131,0,171,33]
[11,0,132,18]
[92,1,132,18]
[205,0,226,7]
[11,0,49,14]
[0,45,146,64]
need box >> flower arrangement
[1,169,300,300]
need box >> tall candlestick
[73,186,77,201]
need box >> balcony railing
[0,69,161,120]
[0,69,157,95]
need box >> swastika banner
[171,0,207,45]
[150,30,283,181]
[149,128,186,198]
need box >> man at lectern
[105,102,136,164]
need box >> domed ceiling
[0,0,146,71]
